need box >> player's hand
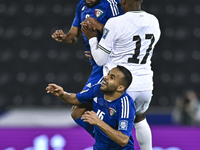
[51,30,67,42]
[81,111,101,126]
[81,21,98,39]
[82,17,104,33]
[46,84,65,97]
[84,51,94,60]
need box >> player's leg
[134,112,152,150]
[71,65,103,137]
[127,90,153,150]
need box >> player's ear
[117,85,125,92]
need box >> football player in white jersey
[81,0,161,150]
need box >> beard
[85,0,101,8]
[100,82,117,94]
[100,87,115,95]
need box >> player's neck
[104,92,124,101]
[124,4,141,13]
[128,6,141,12]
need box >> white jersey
[98,11,161,91]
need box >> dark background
[0,0,200,112]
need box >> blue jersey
[72,0,123,65]
[76,84,135,150]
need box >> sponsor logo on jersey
[118,120,128,131]
[93,97,98,103]
[95,9,103,18]
[109,107,116,116]
[103,28,109,39]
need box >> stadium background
[0,0,200,149]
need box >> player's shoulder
[91,83,104,97]
[99,0,122,13]
[144,11,159,21]
[101,0,121,6]
[119,92,134,105]
[78,83,101,97]
[117,93,135,117]
[90,82,102,92]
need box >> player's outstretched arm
[46,84,81,105]
[82,111,129,147]
[51,26,81,44]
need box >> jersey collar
[129,10,145,13]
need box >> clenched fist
[51,30,67,42]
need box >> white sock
[134,118,152,150]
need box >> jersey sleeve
[72,0,83,28]
[89,37,109,66]
[89,19,117,66]
[98,18,117,54]
[76,84,101,103]
[117,95,135,137]
[89,17,120,66]
[89,18,117,66]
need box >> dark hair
[116,65,132,90]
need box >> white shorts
[127,90,152,115]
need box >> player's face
[100,68,124,93]
[85,0,101,8]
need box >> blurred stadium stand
[0,0,200,125]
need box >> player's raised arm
[51,26,81,45]
[82,111,129,147]
[81,23,109,66]
[46,84,81,105]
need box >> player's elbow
[95,61,104,66]
[119,137,129,147]
[94,57,106,66]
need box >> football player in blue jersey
[51,0,123,137]
[46,65,135,149]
